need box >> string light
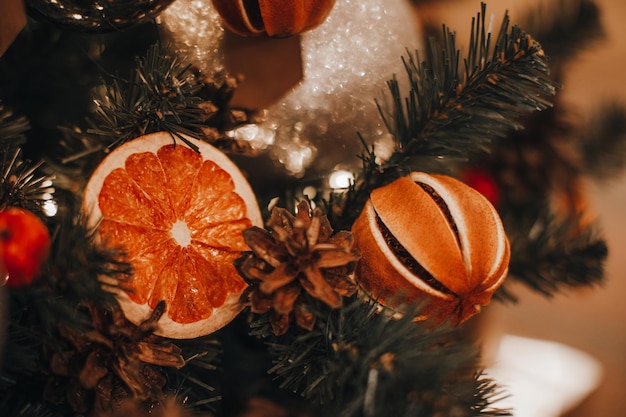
[328,169,354,190]
[42,200,58,217]
[226,124,275,150]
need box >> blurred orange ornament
[352,172,510,325]
[211,0,336,37]
[0,207,51,288]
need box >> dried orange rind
[352,172,510,324]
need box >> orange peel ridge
[82,132,263,339]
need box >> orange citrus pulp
[82,132,262,339]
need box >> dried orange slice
[82,132,262,339]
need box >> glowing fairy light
[302,185,317,199]
[227,124,275,150]
[282,145,314,176]
[373,133,396,165]
[328,169,354,190]
[43,199,58,217]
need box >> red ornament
[460,168,500,207]
[0,207,51,288]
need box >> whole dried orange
[82,132,262,339]
[352,172,510,325]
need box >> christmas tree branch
[519,0,605,68]
[380,3,557,165]
[332,3,558,228]
[58,43,255,171]
[500,202,607,299]
[256,294,509,417]
[0,101,29,149]
[163,336,222,412]
[0,146,54,215]
[578,101,626,182]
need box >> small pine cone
[237,201,360,335]
[44,301,185,414]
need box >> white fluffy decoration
[265,0,420,177]
[159,0,225,71]
[161,0,420,178]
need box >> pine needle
[578,101,626,182]
[0,101,29,149]
[0,146,55,215]
[520,0,606,68]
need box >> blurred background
[418,0,626,415]
[1,0,623,415]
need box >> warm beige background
[417,1,626,415]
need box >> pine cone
[237,201,360,336]
[44,300,185,415]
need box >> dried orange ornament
[352,172,510,325]
[211,0,336,37]
[82,132,263,339]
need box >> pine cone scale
[301,266,342,308]
[315,247,359,268]
[294,304,315,331]
[79,351,109,389]
[258,263,297,293]
[272,285,301,315]
[46,301,187,413]
[243,227,285,268]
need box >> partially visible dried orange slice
[82,132,262,339]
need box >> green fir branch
[59,43,252,168]
[259,294,509,417]
[0,105,52,215]
[577,101,626,182]
[86,44,209,152]
[46,191,133,306]
[501,202,607,299]
[164,336,223,413]
[0,398,63,417]
[380,3,557,165]
[0,147,55,215]
[0,101,29,149]
[520,0,605,70]
[0,323,47,392]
